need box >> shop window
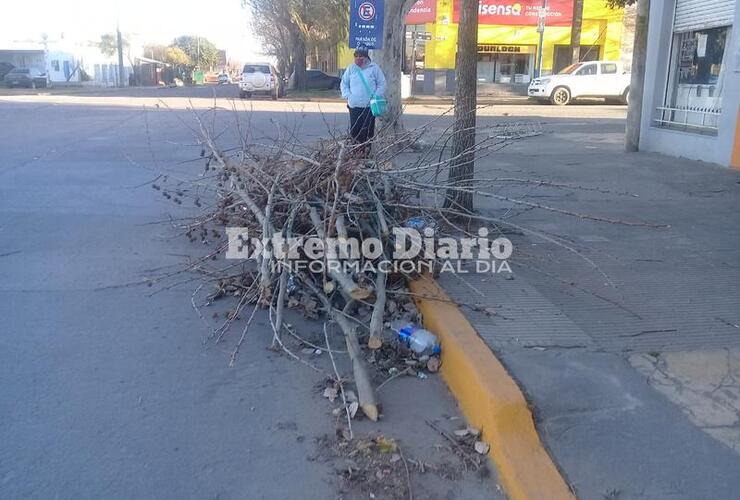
[476,53,533,85]
[51,60,60,71]
[657,25,730,134]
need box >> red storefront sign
[406,0,437,24]
[452,0,574,27]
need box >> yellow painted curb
[409,275,575,500]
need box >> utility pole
[570,0,584,64]
[116,23,125,87]
[41,33,50,85]
[536,0,548,77]
[409,32,417,98]
[625,0,649,152]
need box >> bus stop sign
[349,0,385,49]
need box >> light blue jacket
[340,62,387,109]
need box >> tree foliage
[606,0,637,7]
[246,0,348,89]
[144,44,192,67]
[98,33,128,58]
[172,35,220,70]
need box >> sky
[2,0,264,62]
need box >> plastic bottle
[396,324,441,355]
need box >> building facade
[639,0,739,167]
[340,0,631,94]
[0,43,79,83]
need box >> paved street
[0,89,526,499]
[6,86,739,499]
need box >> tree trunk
[291,30,308,91]
[444,0,478,213]
[374,0,417,136]
[570,0,584,64]
[625,0,649,152]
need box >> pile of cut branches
[194,130,435,421]
[157,106,664,428]
[155,111,554,423]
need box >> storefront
[338,0,631,95]
[476,44,536,85]
[639,0,739,167]
[399,0,630,95]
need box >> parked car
[289,69,341,90]
[3,67,48,88]
[239,63,279,99]
[217,73,231,84]
[0,62,15,81]
[527,61,631,106]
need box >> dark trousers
[349,106,375,145]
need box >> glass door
[497,54,514,83]
[476,54,495,84]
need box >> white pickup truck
[528,61,631,105]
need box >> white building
[0,38,138,87]
[639,0,739,168]
[0,41,80,83]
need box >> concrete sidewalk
[438,120,740,498]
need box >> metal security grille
[654,106,721,133]
[673,0,736,33]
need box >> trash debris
[323,386,339,402]
[426,356,441,373]
[375,436,398,454]
[344,390,358,403]
[474,441,490,455]
[397,324,441,355]
[286,274,298,294]
[404,216,439,233]
[348,401,360,419]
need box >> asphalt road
[0,88,625,499]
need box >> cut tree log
[308,206,374,300]
[305,280,379,422]
[334,307,379,421]
[368,267,387,350]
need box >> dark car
[0,62,15,81]
[4,67,48,88]
[290,69,341,90]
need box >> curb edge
[409,275,575,500]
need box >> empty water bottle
[397,324,441,355]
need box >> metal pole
[41,33,50,86]
[116,23,125,87]
[410,33,417,98]
[536,0,548,78]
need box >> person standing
[340,44,386,156]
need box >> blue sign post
[349,0,384,49]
